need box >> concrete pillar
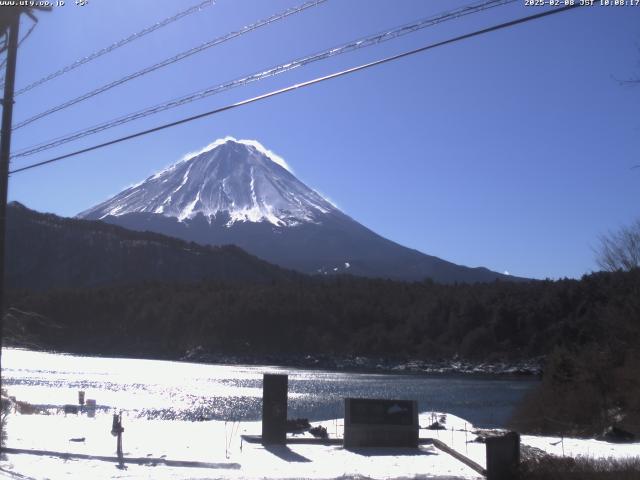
[261,374,288,445]
[486,431,520,480]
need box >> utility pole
[0,4,49,412]
[0,8,22,408]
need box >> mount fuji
[78,137,518,283]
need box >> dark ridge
[6,201,298,290]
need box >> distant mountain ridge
[6,201,295,291]
[78,137,524,284]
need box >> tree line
[6,268,639,364]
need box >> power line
[0,18,35,70]
[0,17,38,71]
[11,0,327,131]
[17,17,37,48]
[0,31,7,55]
[4,0,215,95]
[11,0,515,159]
[9,3,582,176]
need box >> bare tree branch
[596,219,640,272]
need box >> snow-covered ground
[1,348,638,479]
[4,408,639,480]
[521,434,640,460]
[1,412,486,480]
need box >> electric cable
[9,4,582,175]
[0,18,35,70]
[11,0,514,158]
[11,0,326,131]
[5,0,216,95]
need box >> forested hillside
[6,202,296,290]
[7,269,639,363]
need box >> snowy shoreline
[185,352,544,377]
[4,342,544,378]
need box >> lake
[1,348,537,428]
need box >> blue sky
[6,0,640,280]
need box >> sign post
[344,398,418,448]
[111,412,125,467]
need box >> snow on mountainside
[78,137,337,227]
[78,137,525,283]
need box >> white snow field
[1,413,485,480]
[1,348,638,479]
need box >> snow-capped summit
[79,137,523,283]
[79,137,337,227]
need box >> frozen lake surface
[1,348,536,428]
